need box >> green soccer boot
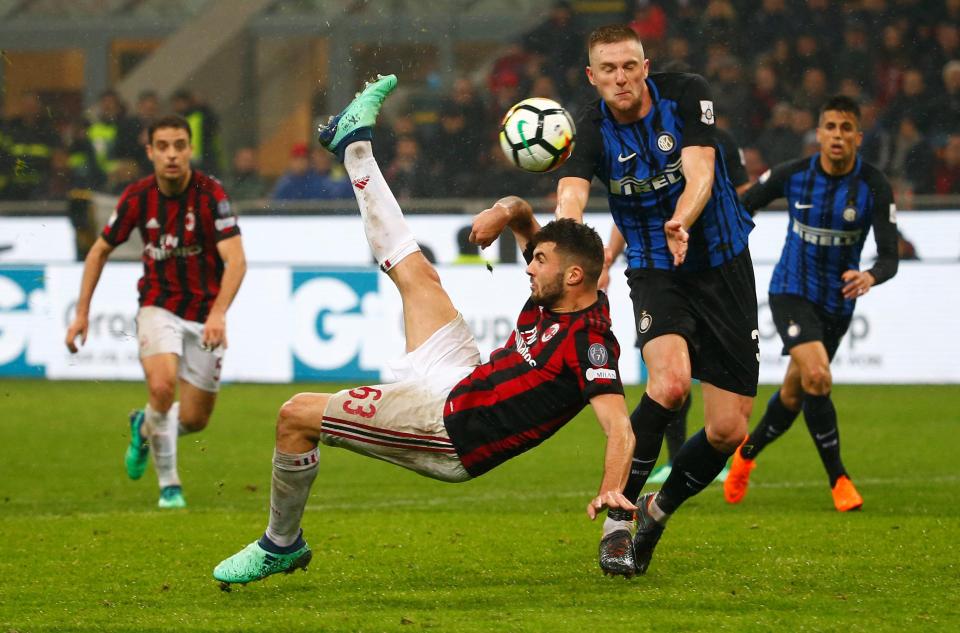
[158,485,186,509]
[213,539,313,587]
[124,409,149,480]
[317,73,397,161]
[646,463,672,485]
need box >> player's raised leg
[320,73,458,351]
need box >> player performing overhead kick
[213,74,637,587]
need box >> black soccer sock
[622,394,680,502]
[740,390,801,460]
[664,394,691,462]
[802,393,846,486]
[655,428,730,515]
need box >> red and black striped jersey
[101,170,240,323]
[443,292,623,477]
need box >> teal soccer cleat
[317,74,397,160]
[124,409,149,480]
[646,463,672,485]
[158,485,186,509]
[214,539,313,588]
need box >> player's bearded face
[147,127,193,182]
[527,243,566,308]
[587,39,648,117]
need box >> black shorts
[769,293,852,360]
[626,248,759,397]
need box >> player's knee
[780,390,803,411]
[276,393,317,441]
[647,379,689,410]
[706,421,746,453]
[147,378,176,409]
[801,365,832,395]
[179,415,209,433]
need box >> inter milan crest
[638,310,653,334]
[787,322,801,338]
[843,207,857,222]
[656,132,676,154]
[587,343,608,366]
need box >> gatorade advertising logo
[0,268,45,376]
[290,270,381,381]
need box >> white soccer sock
[602,516,634,538]
[265,448,320,547]
[343,141,420,272]
[148,403,180,489]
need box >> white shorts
[320,314,480,482]
[136,306,224,393]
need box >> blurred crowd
[3,0,960,204]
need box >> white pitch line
[13,475,958,520]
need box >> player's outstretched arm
[65,237,114,353]
[586,393,637,520]
[203,235,247,350]
[470,196,540,253]
[555,176,591,223]
[668,145,716,266]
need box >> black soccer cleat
[599,529,637,577]
[632,493,666,575]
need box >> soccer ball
[499,98,576,173]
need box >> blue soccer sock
[802,393,846,486]
[622,394,683,502]
[664,394,691,461]
[741,390,801,460]
[655,429,730,515]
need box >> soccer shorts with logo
[136,306,224,392]
[319,314,480,483]
[769,293,852,360]
[626,248,759,397]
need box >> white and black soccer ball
[499,98,576,173]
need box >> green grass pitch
[0,380,957,632]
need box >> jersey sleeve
[554,104,603,182]
[716,128,748,188]
[211,184,241,241]
[100,187,139,246]
[676,74,718,148]
[567,324,624,401]
[864,172,899,286]
[740,161,793,215]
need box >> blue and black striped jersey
[741,154,899,316]
[557,72,754,271]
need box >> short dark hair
[819,95,861,124]
[588,24,641,52]
[530,219,604,283]
[148,115,192,144]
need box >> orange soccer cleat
[723,439,756,504]
[831,475,864,512]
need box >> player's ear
[566,264,585,286]
[586,66,596,86]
